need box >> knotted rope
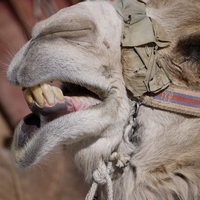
[85,159,113,200]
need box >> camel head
[7,1,130,177]
[7,0,200,199]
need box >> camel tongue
[28,96,100,124]
[29,98,74,122]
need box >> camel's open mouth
[18,81,102,149]
[24,81,101,115]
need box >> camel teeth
[23,88,33,105]
[40,83,55,106]
[23,84,64,107]
[31,85,45,106]
[52,86,64,102]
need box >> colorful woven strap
[142,85,200,117]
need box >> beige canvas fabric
[110,0,171,97]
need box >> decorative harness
[86,0,200,199]
[143,85,200,117]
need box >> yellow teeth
[41,84,55,106]
[23,83,64,106]
[52,86,65,102]
[23,88,34,106]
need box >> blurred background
[0,0,89,199]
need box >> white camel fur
[7,0,200,199]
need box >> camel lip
[16,96,102,151]
[16,81,104,150]
[14,76,108,151]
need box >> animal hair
[7,0,200,199]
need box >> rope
[86,102,140,200]
[85,160,113,200]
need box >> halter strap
[142,85,200,117]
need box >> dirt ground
[0,1,88,199]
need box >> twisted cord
[85,160,113,200]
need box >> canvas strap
[142,85,200,117]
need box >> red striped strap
[142,85,200,117]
